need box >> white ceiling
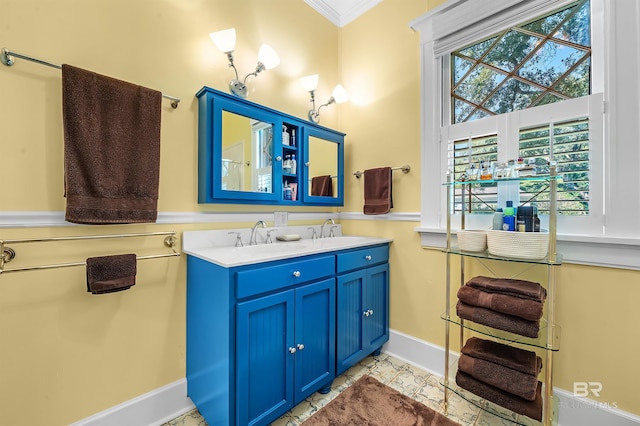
[304,0,383,27]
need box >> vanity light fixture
[209,28,280,98]
[300,74,349,123]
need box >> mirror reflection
[308,136,338,198]
[221,110,273,193]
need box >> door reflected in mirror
[221,110,273,193]
[308,136,338,198]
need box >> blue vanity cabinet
[186,253,336,426]
[336,245,390,375]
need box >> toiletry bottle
[493,208,504,230]
[290,154,297,174]
[283,155,291,173]
[282,125,289,146]
[503,201,516,231]
[291,129,296,147]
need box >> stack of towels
[456,276,547,338]
[454,276,548,421]
[456,337,543,421]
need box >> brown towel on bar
[311,175,333,196]
[466,276,547,303]
[461,337,542,377]
[458,354,539,401]
[62,64,162,224]
[457,285,544,321]
[456,370,543,421]
[456,301,540,338]
[86,254,137,294]
[363,167,392,215]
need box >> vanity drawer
[336,245,389,274]
[236,255,335,299]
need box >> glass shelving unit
[441,167,561,426]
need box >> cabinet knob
[276,156,282,162]
[297,343,305,351]
[293,270,301,278]
[288,347,297,354]
[369,309,374,316]
[365,255,372,261]
[363,311,370,317]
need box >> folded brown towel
[456,370,542,421]
[461,337,542,377]
[456,301,540,338]
[458,354,539,401]
[457,285,544,321]
[62,64,162,224]
[311,175,333,196]
[86,254,137,294]
[466,276,547,303]
[363,167,392,215]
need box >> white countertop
[183,225,392,267]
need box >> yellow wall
[1,0,639,424]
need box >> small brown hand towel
[458,354,539,401]
[461,337,542,377]
[466,276,547,303]
[363,167,392,215]
[62,64,162,224]
[86,254,137,294]
[456,370,543,421]
[457,285,544,321]
[311,175,333,196]
[456,301,540,338]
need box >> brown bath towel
[62,64,162,224]
[363,167,393,215]
[456,301,540,338]
[461,337,542,377]
[86,254,137,294]
[458,354,539,401]
[457,285,544,321]
[311,175,333,196]
[456,370,542,421]
[466,276,547,303]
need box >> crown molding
[305,0,383,27]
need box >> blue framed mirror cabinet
[197,86,345,206]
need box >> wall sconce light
[300,74,349,123]
[210,28,280,98]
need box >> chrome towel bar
[1,47,181,108]
[353,164,411,178]
[0,231,180,275]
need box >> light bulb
[209,28,236,53]
[257,44,280,70]
[332,84,349,104]
[300,74,319,92]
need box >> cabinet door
[363,264,390,351]
[294,278,336,402]
[236,290,295,426]
[336,269,366,375]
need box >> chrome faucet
[249,220,267,245]
[320,218,336,238]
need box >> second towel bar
[353,165,411,178]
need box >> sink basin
[234,242,306,254]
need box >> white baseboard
[382,329,640,426]
[69,378,195,426]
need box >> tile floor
[164,353,536,426]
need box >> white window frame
[411,0,640,270]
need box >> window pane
[451,0,591,123]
